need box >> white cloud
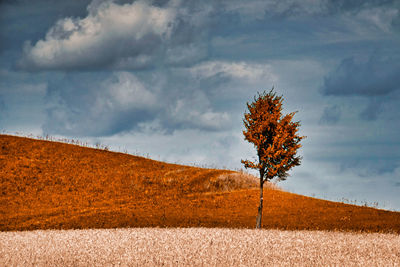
[165,42,208,66]
[168,90,231,131]
[92,71,158,115]
[315,6,399,44]
[222,0,329,19]
[338,6,399,38]
[105,72,157,109]
[190,61,277,82]
[19,0,181,70]
[353,7,398,34]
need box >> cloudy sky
[1,0,400,210]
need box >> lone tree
[242,89,304,229]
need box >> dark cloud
[321,51,400,121]
[42,72,160,136]
[321,54,400,97]
[319,105,341,125]
[0,0,91,54]
[359,98,384,121]
[42,70,232,136]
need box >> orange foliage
[242,89,304,181]
[1,134,400,233]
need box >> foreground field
[1,228,399,266]
[1,134,400,232]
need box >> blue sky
[1,0,400,210]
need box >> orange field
[1,134,400,232]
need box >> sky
[1,0,399,211]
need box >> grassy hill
[1,134,399,232]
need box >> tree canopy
[242,89,304,183]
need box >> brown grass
[1,228,399,266]
[1,134,400,232]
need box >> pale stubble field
[1,228,399,266]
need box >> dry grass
[207,172,258,191]
[1,134,400,232]
[1,228,399,266]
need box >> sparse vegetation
[1,228,399,266]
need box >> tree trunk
[256,176,264,229]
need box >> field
[1,134,400,232]
[1,228,400,266]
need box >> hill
[1,134,400,232]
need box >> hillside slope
[1,134,400,232]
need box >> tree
[241,89,304,229]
